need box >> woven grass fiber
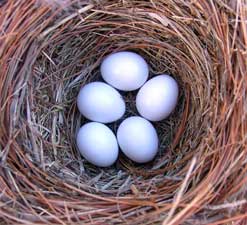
[0,0,247,224]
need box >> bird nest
[0,0,247,224]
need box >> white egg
[76,122,119,167]
[100,51,149,91]
[136,75,179,121]
[117,116,158,163]
[77,82,125,123]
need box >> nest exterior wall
[0,0,247,224]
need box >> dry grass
[0,0,247,224]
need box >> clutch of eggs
[76,51,179,167]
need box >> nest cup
[0,1,246,224]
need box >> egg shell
[76,122,119,167]
[100,51,149,91]
[117,116,158,163]
[136,75,179,121]
[77,82,125,123]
